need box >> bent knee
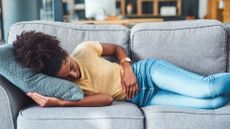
[204,95,229,109]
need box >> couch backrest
[130,20,227,75]
[8,21,130,57]
[8,20,229,75]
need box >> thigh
[149,90,230,109]
[150,59,211,98]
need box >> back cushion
[131,20,227,75]
[8,21,130,59]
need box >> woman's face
[56,57,81,81]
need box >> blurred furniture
[206,0,223,21]
[116,0,126,16]
[206,0,230,22]
[54,0,64,21]
[137,0,182,16]
[72,16,162,26]
[223,0,230,22]
[67,0,85,18]
[66,0,182,19]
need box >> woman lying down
[13,31,230,109]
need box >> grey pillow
[0,44,84,101]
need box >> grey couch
[1,20,230,129]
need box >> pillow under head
[0,44,84,101]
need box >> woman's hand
[27,92,64,107]
[27,92,113,107]
[121,62,138,99]
[99,43,138,99]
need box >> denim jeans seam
[139,88,154,90]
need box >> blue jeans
[126,59,230,109]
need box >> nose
[69,70,77,79]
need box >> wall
[2,0,40,41]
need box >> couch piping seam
[19,116,144,120]
[11,22,130,38]
[145,112,230,115]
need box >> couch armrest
[0,75,31,129]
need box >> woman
[13,31,230,109]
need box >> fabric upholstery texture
[8,21,130,61]
[1,20,130,129]
[1,20,230,129]
[0,75,31,129]
[17,102,144,129]
[131,20,227,76]
[142,102,230,129]
[0,44,84,101]
[132,20,230,129]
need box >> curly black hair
[13,31,68,76]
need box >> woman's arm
[101,43,128,62]
[27,92,113,107]
[101,43,138,99]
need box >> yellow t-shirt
[70,41,126,100]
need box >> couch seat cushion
[142,102,230,129]
[17,101,144,129]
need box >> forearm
[112,45,132,69]
[100,43,137,99]
[101,43,129,63]
[114,45,128,63]
[112,45,133,72]
[60,93,113,107]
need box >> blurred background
[0,0,229,42]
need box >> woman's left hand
[99,43,138,99]
[121,62,138,99]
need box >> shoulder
[78,41,101,49]
[71,41,102,56]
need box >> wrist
[121,61,133,74]
[121,61,131,67]
[58,100,66,106]
[59,100,74,106]
[120,57,131,64]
